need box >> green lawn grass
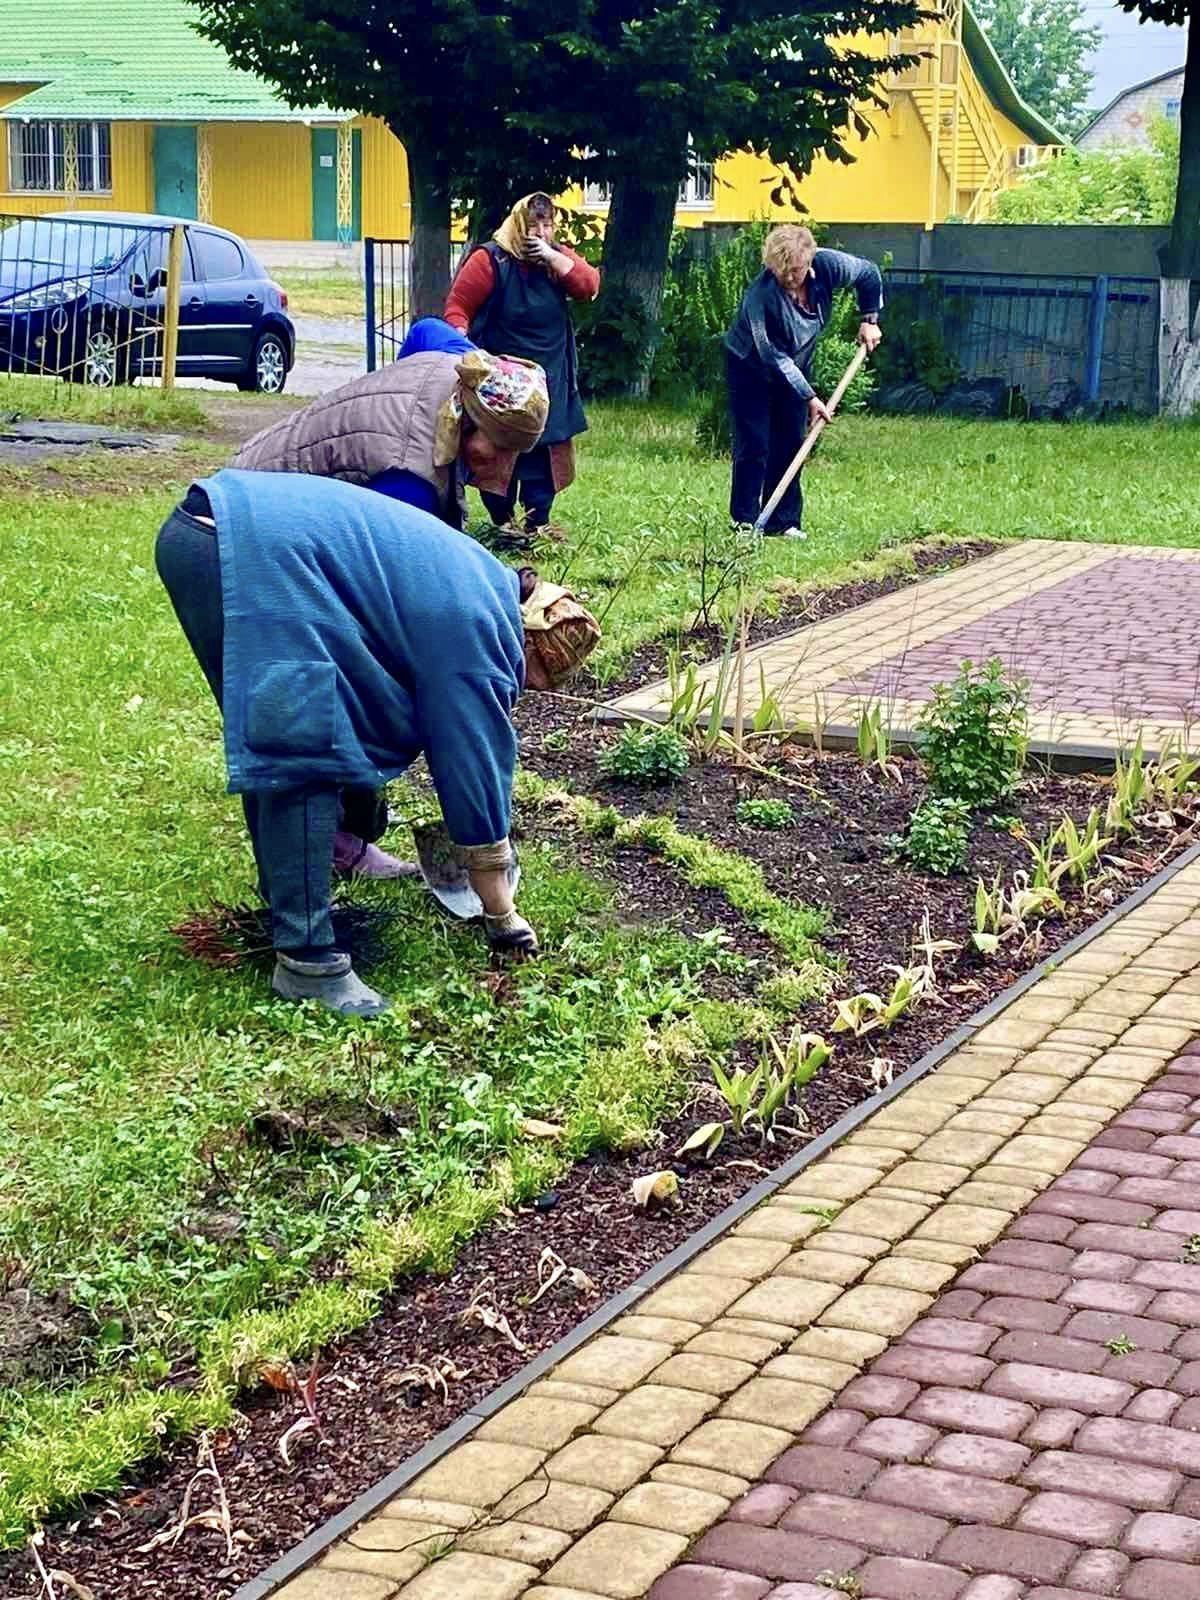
[1,391,1198,1543]
[274,268,366,320]
[0,374,209,431]
[562,406,1200,677]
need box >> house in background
[0,0,410,240]
[1077,66,1186,151]
[0,0,1056,243]
[575,0,1062,231]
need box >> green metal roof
[0,0,348,122]
[963,1,1065,147]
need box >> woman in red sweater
[445,193,600,535]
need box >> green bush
[870,280,962,398]
[576,284,656,398]
[899,797,971,876]
[600,724,691,785]
[735,797,794,830]
[918,657,1030,808]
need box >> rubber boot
[272,951,391,1018]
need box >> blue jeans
[726,350,807,532]
[155,505,339,958]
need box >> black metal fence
[0,213,182,386]
[883,269,1159,414]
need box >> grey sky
[1082,3,1187,110]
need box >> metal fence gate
[364,238,468,369]
[0,213,183,387]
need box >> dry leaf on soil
[528,1247,597,1307]
[631,1170,681,1210]
[459,1281,526,1352]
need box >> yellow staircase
[890,4,1056,225]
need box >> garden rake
[753,342,869,533]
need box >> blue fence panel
[884,268,1159,413]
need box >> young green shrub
[898,796,971,876]
[599,724,690,786]
[917,657,1029,808]
[736,796,794,830]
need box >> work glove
[483,908,539,959]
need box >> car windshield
[0,218,148,278]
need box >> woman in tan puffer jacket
[232,317,547,528]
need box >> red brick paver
[649,1049,1200,1600]
[829,556,1200,726]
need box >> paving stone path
[266,857,1200,1600]
[609,542,1200,759]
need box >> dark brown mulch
[1,535,1187,1600]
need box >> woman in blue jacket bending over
[724,225,884,540]
[155,471,598,1017]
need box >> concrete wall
[1080,71,1185,152]
[694,221,1171,279]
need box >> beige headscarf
[494,193,554,261]
[520,580,602,691]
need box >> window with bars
[9,121,112,194]
[582,156,715,208]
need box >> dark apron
[468,243,587,445]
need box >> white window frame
[1165,96,1182,121]
[582,173,612,208]
[580,144,715,210]
[8,120,113,195]
[678,160,715,209]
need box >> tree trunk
[601,170,685,396]
[1163,14,1200,282]
[402,137,453,321]
[1159,278,1200,416]
[1157,24,1200,415]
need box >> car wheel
[240,331,288,394]
[75,320,131,387]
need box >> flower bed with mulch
[2,542,1193,1600]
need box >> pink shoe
[333,832,419,880]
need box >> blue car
[0,211,295,391]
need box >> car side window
[191,230,244,284]
[133,230,197,294]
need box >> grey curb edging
[594,706,1155,775]
[233,838,1200,1600]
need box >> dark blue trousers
[726,350,808,532]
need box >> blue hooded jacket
[200,469,524,848]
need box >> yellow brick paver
[607,541,1200,757]
[275,857,1200,1600]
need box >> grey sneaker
[767,526,808,540]
[272,951,391,1018]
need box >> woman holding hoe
[725,224,884,539]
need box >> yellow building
[0,0,411,240]
[0,0,1057,243]
[576,3,1062,230]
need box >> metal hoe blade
[412,822,521,920]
